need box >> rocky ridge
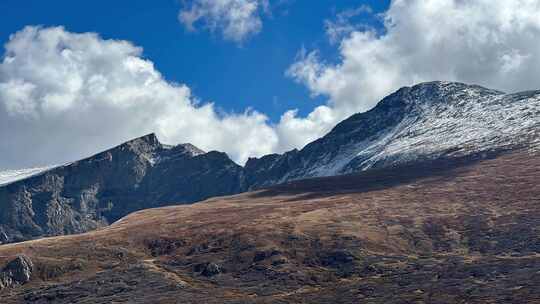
[1,81,539,243]
[0,134,245,243]
[245,81,540,187]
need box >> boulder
[195,262,222,277]
[0,255,34,289]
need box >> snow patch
[0,166,55,186]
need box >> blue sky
[0,0,390,121]
[1,0,538,169]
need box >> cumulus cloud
[275,105,336,152]
[3,1,540,169]
[287,0,540,143]
[179,0,269,42]
[0,26,278,169]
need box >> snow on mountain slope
[246,81,540,187]
[341,83,540,172]
[0,166,55,186]
[3,82,539,194]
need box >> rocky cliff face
[1,81,539,242]
[0,134,245,243]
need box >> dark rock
[253,251,268,262]
[253,250,286,265]
[146,238,186,257]
[195,262,222,277]
[0,133,246,243]
[359,264,380,276]
[0,255,33,289]
[320,250,356,267]
[187,243,210,256]
[271,256,288,266]
[0,229,8,244]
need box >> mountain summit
[1,81,539,243]
[246,81,540,187]
[0,134,244,243]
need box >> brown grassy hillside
[0,150,539,303]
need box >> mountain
[0,134,245,243]
[0,148,538,303]
[245,81,540,187]
[1,81,539,243]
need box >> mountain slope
[1,81,539,243]
[246,81,540,187]
[0,149,538,303]
[0,134,245,243]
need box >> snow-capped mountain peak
[245,81,540,187]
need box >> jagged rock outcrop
[0,134,245,243]
[1,81,539,243]
[0,255,33,289]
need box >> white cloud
[276,105,336,152]
[4,1,540,169]
[287,0,540,143]
[324,5,373,45]
[0,26,278,169]
[179,0,269,42]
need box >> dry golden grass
[1,150,539,303]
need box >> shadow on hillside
[248,150,511,202]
